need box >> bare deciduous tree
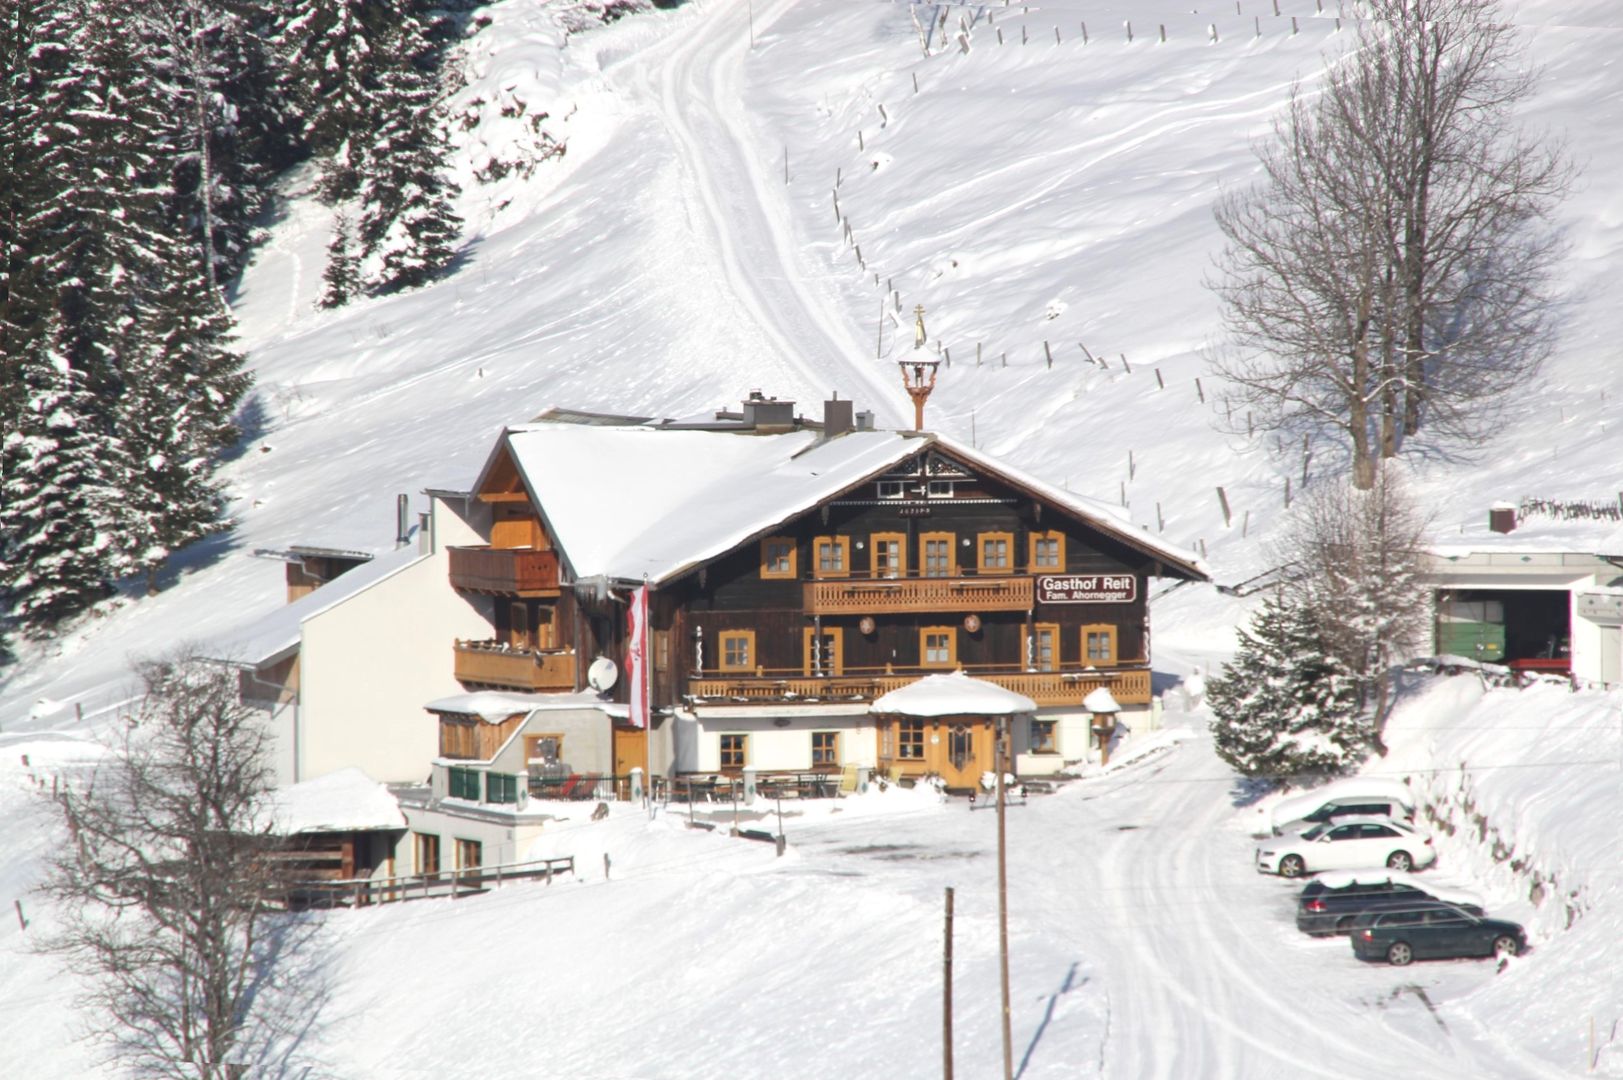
[1211,0,1571,488]
[40,654,288,1080]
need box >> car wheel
[1386,851,1413,872]
[1279,855,1305,878]
[1492,935,1520,959]
[1387,941,1414,966]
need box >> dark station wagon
[1349,901,1526,966]
[1296,871,1484,936]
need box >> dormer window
[877,480,906,500]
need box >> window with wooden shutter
[870,532,906,578]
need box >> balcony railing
[448,546,560,595]
[803,574,1033,614]
[453,641,577,692]
[687,665,1150,707]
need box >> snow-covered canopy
[871,672,1036,717]
[261,767,406,835]
[424,690,629,722]
[1082,687,1121,714]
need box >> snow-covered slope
[2,0,1621,1074]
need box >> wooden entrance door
[613,726,647,799]
[934,718,994,790]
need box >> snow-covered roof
[497,424,918,583]
[424,690,629,722]
[261,767,406,835]
[206,541,427,668]
[933,435,1208,580]
[871,672,1036,717]
[490,423,1206,586]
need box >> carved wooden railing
[453,641,576,691]
[803,574,1033,614]
[448,546,560,595]
[687,666,1150,707]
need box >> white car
[1258,778,1416,837]
[1255,816,1437,878]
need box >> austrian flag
[627,584,650,729]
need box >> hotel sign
[1037,574,1137,604]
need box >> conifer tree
[1206,592,1365,779]
[0,0,56,423]
[357,14,462,293]
[319,209,361,308]
[277,0,390,202]
[0,343,134,634]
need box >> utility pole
[943,886,955,1080]
[995,716,1013,1080]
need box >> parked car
[1255,817,1436,878]
[1295,869,1484,936]
[1262,778,1416,837]
[1350,902,1526,966]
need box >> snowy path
[782,727,1568,1079]
[611,0,911,427]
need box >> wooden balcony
[448,546,560,596]
[453,641,577,692]
[803,575,1034,615]
[687,666,1150,708]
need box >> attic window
[927,480,954,499]
[877,480,906,500]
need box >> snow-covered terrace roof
[205,541,427,668]
[261,767,406,835]
[424,690,629,722]
[501,424,918,584]
[495,423,1206,586]
[872,671,1036,716]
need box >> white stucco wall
[297,499,493,784]
[684,711,877,772]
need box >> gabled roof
[476,421,1207,586]
[207,541,428,668]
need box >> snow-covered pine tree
[319,209,361,308]
[276,0,391,202]
[0,0,57,425]
[357,14,462,293]
[1206,591,1366,780]
[0,342,135,634]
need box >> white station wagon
[1255,816,1437,878]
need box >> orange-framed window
[811,731,840,767]
[978,531,1014,575]
[719,733,748,771]
[1029,717,1058,754]
[920,531,956,577]
[896,719,926,759]
[1029,531,1065,571]
[761,536,796,579]
[870,531,906,578]
[719,630,756,672]
[1033,623,1059,672]
[803,626,845,675]
[1082,624,1117,666]
[813,536,850,578]
[920,626,957,668]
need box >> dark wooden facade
[450,439,1194,713]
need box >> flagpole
[643,575,653,816]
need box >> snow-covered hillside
[2,0,1620,1075]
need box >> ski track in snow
[620,0,910,427]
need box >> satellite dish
[587,657,619,693]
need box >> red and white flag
[627,583,650,729]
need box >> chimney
[395,494,411,547]
[741,391,795,432]
[1488,503,1517,534]
[855,410,874,431]
[823,392,854,436]
[418,511,432,554]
